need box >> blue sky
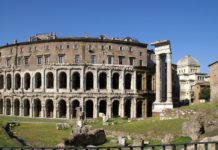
[0,0,217,73]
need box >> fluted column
[166,53,172,103]
[155,54,161,102]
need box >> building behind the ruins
[209,61,218,102]
[0,33,179,119]
[177,55,209,102]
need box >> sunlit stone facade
[0,34,157,119]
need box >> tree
[200,87,210,101]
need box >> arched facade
[15,73,21,90]
[46,72,54,89]
[14,99,20,116]
[24,73,31,90]
[86,72,93,90]
[0,36,157,119]
[45,99,54,118]
[72,72,80,90]
[35,73,42,89]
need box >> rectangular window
[45,55,50,64]
[118,56,124,65]
[58,55,64,64]
[91,55,96,64]
[24,57,29,65]
[66,45,70,49]
[107,56,113,64]
[37,56,42,64]
[29,47,32,53]
[88,44,92,50]
[129,57,135,65]
[129,47,133,52]
[74,43,78,49]
[139,60,143,66]
[6,58,11,66]
[75,54,80,63]
[45,45,50,50]
[120,46,123,51]
[59,45,64,50]
[101,45,104,50]
[140,52,142,56]
[109,45,112,50]
[17,57,22,65]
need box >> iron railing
[0,141,218,150]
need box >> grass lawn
[0,115,74,147]
[180,102,218,111]
[89,117,187,138]
[13,122,72,147]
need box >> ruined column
[155,54,161,102]
[166,53,173,103]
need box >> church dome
[177,55,200,67]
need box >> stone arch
[136,74,142,90]
[45,99,54,118]
[6,74,12,90]
[86,72,93,90]
[14,99,20,116]
[35,72,42,89]
[85,100,93,118]
[72,72,80,90]
[125,73,132,90]
[112,73,119,89]
[72,99,80,118]
[99,100,107,115]
[58,99,66,118]
[6,99,11,115]
[112,100,119,117]
[24,99,30,116]
[136,100,143,118]
[0,74,4,89]
[99,72,107,89]
[24,73,31,90]
[59,72,67,89]
[34,99,41,117]
[46,72,54,89]
[124,99,131,118]
[0,99,3,114]
[15,73,21,90]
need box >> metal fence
[0,141,218,150]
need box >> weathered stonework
[209,61,218,102]
[0,34,156,119]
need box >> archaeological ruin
[0,33,179,119]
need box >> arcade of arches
[0,66,155,119]
[0,98,148,119]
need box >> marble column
[166,53,172,103]
[155,54,161,102]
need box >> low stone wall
[160,109,197,120]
